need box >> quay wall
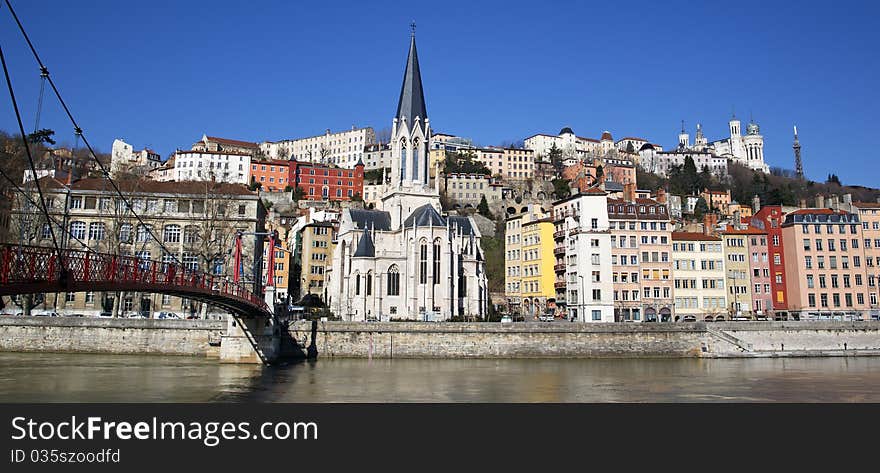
[2,318,880,360]
[0,317,224,356]
[290,320,880,359]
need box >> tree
[249,181,262,191]
[547,143,564,177]
[552,178,571,199]
[826,173,841,186]
[477,195,492,218]
[27,128,56,146]
[443,151,490,175]
[595,164,604,184]
[625,142,635,153]
[351,192,363,202]
[291,186,305,202]
[693,197,709,218]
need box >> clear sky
[1,0,877,186]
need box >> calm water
[1,353,879,402]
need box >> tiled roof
[38,177,256,196]
[205,136,259,148]
[672,231,721,241]
[721,228,767,235]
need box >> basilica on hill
[327,30,489,321]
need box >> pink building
[782,208,870,320]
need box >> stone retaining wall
[0,317,224,356]
[290,320,880,359]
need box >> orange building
[250,159,291,192]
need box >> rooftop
[672,231,721,242]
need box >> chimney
[816,195,825,208]
[842,193,852,205]
[656,188,667,204]
[624,182,636,202]
[752,195,760,213]
[830,194,840,210]
[702,213,717,235]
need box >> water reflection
[1,353,879,402]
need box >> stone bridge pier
[220,314,282,364]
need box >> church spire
[396,25,427,129]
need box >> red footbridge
[0,244,271,317]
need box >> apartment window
[64,222,86,241]
[163,224,181,243]
[88,222,105,241]
[592,310,601,321]
[592,289,601,301]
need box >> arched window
[412,138,420,181]
[400,140,408,180]
[163,224,181,243]
[419,240,428,284]
[366,271,372,296]
[387,265,400,296]
[433,239,441,284]
[184,225,199,244]
[354,271,361,295]
[69,221,86,240]
[118,223,132,243]
[88,222,105,241]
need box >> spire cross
[410,21,416,37]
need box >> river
[1,353,879,402]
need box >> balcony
[554,263,566,272]
[553,230,565,240]
[553,247,566,256]
[554,281,567,289]
[569,229,579,236]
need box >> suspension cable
[4,0,181,265]
[0,41,61,254]
[32,66,46,133]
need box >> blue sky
[1,0,877,186]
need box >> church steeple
[389,22,432,190]
[396,26,427,132]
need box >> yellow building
[519,217,556,318]
[299,221,337,302]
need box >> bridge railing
[0,245,267,311]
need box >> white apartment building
[172,150,250,185]
[363,143,392,170]
[110,139,162,177]
[552,188,614,322]
[260,126,375,168]
[671,232,728,321]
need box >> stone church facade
[327,31,488,321]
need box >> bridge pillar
[219,314,281,364]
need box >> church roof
[403,204,445,227]
[353,229,376,257]
[396,35,428,128]
[349,209,392,231]
[447,215,475,235]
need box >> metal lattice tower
[793,125,803,179]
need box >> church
[679,115,770,173]
[327,29,489,321]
